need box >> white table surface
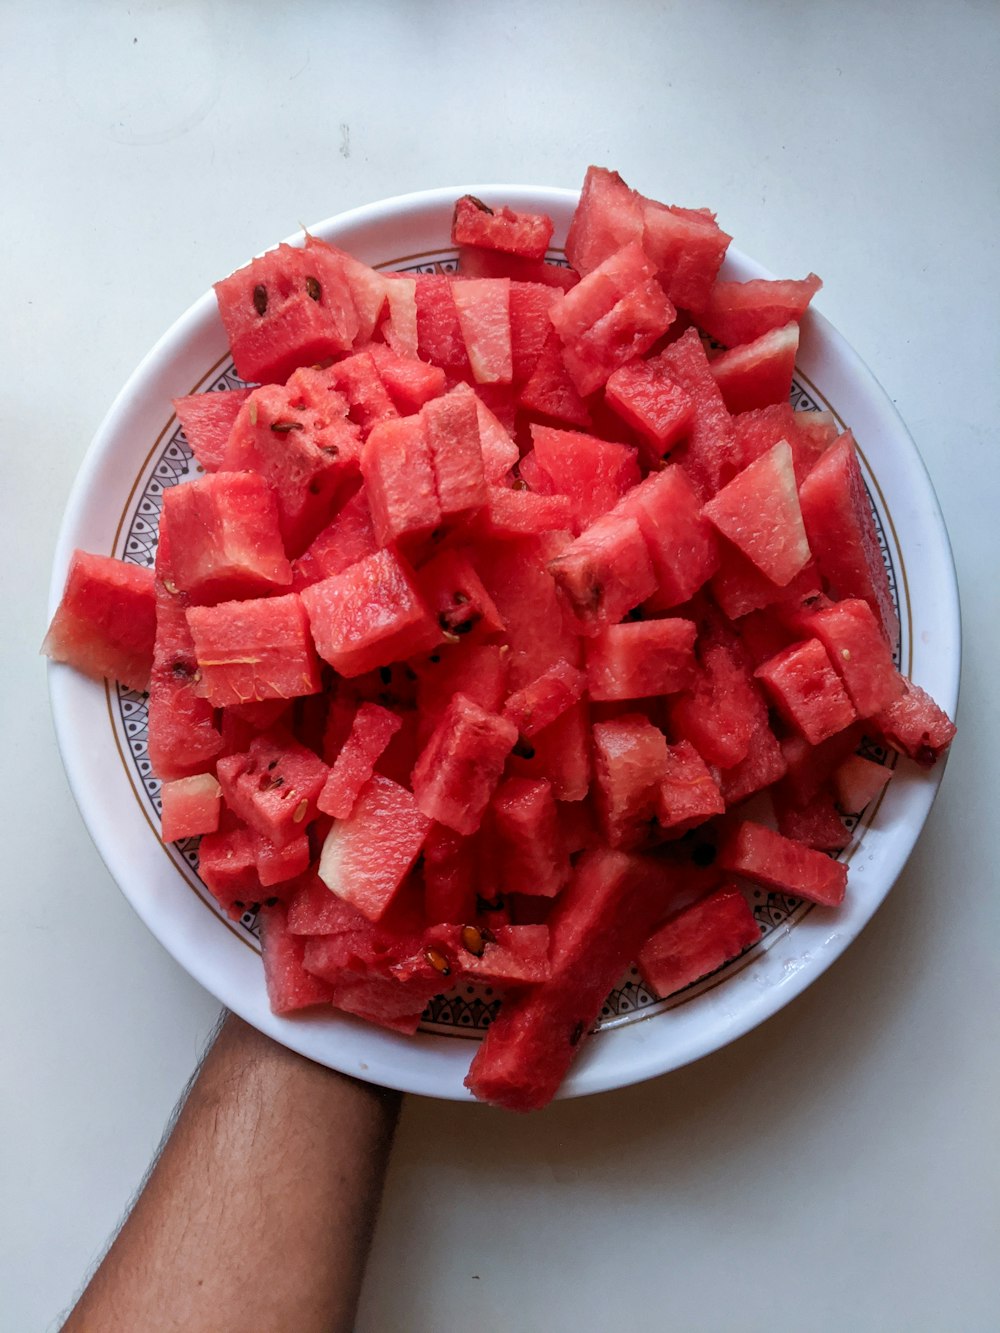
[4,2,998,1329]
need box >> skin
[61,1014,401,1333]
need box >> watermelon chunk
[361,415,441,551]
[592,713,671,849]
[603,358,694,462]
[159,773,222,843]
[755,638,858,745]
[216,731,329,845]
[529,424,641,531]
[452,278,513,384]
[159,472,292,604]
[874,680,956,767]
[317,703,403,819]
[452,195,554,260]
[412,642,508,745]
[719,820,848,907]
[491,777,570,899]
[325,350,399,433]
[187,593,322,707]
[381,276,419,358]
[668,639,762,769]
[414,273,471,375]
[213,240,359,383]
[173,389,252,473]
[656,328,740,499]
[253,829,311,888]
[422,822,479,925]
[702,441,811,587]
[411,693,518,835]
[318,774,431,921]
[773,786,848,852]
[804,598,903,718]
[517,329,593,428]
[693,274,822,348]
[421,385,487,522]
[464,848,678,1111]
[832,753,892,813]
[259,905,337,1014]
[502,659,587,738]
[198,822,261,918]
[291,486,378,592]
[147,575,223,781]
[43,550,156,694]
[637,886,760,997]
[477,486,576,537]
[395,924,552,989]
[798,434,900,649]
[655,739,725,834]
[547,513,657,633]
[585,618,697,701]
[367,343,447,413]
[709,322,800,415]
[300,548,439,678]
[415,547,505,643]
[620,466,720,608]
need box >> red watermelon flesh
[361,415,441,551]
[517,329,593,429]
[415,547,505,643]
[300,548,439,678]
[452,278,513,384]
[592,714,671,849]
[491,777,570,899]
[656,328,740,499]
[291,486,377,592]
[381,276,419,358]
[411,693,518,835]
[318,774,431,921]
[703,441,811,587]
[414,273,471,375]
[640,199,731,311]
[620,466,720,608]
[286,868,374,936]
[259,905,337,1014]
[147,577,223,781]
[309,237,387,346]
[254,828,311,888]
[718,710,787,808]
[709,322,799,415]
[326,350,398,433]
[832,753,892,813]
[452,195,555,260]
[422,822,480,925]
[509,282,559,383]
[421,385,487,521]
[719,820,847,907]
[187,593,322,707]
[502,659,587,738]
[585,618,697,701]
[213,240,359,384]
[506,698,592,803]
[693,273,822,348]
[637,885,759,998]
[548,513,657,634]
[456,244,579,290]
[755,638,857,746]
[668,640,762,769]
[43,549,156,695]
[709,537,823,621]
[603,358,694,462]
[464,848,679,1111]
[366,343,447,414]
[412,642,508,745]
[731,403,837,485]
[317,703,403,819]
[564,167,644,276]
[874,680,957,768]
[655,740,725,834]
[159,772,222,843]
[173,388,252,473]
[804,598,903,717]
[159,472,292,605]
[478,486,575,537]
[798,434,900,650]
[474,394,520,483]
[560,273,677,398]
[779,724,867,806]
[395,924,552,990]
[529,424,641,530]
[216,730,329,846]
[773,786,848,852]
[198,822,261,918]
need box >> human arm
[62,1013,400,1333]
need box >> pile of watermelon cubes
[45,167,956,1111]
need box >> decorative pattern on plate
[109,285,901,1036]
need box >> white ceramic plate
[48,186,960,1101]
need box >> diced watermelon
[147,575,223,781]
[415,547,505,642]
[464,848,679,1111]
[253,829,311,887]
[159,472,292,604]
[709,322,799,415]
[693,273,822,348]
[216,730,329,845]
[395,923,552,989]
[318,774,431,921]
[804,598,903,717]
[508,282,559,384]
[529,424,641,531]
[478,486,576,537]
[411,693,518,835]
[173,389,252,473]
[474,395,520,483]
[412,642,508,745]
[198,822,261,918]
[874,680,956,768]
[43,550,156,694]
[310,237,387,345]
[779,724,866,806]
[637,886,759,997]
[548,513,657,633]
[755,638,857,745]
[832,753,892,813]
[639,199,731,311]
[517,329,593,428]
[422,822,479,925]
[491,777,570,898]
[414,273,471,375]
[702,441,812,587]
[421,385,487,521]
[773,786,848,852]
[620,466,720,608]
[655,739,725,834]
[452,195,555,260]
[603,358,694,462]
[452,278,513,384]
[457,246,579,290]
[259,904,336,1014]
[585,618,697,701]
[798,434,900,649]
[213,240,359,383]
[719,820,848,907]
[656,328,740,499]
[381,276,419,358]
[159,772,222,843]
[367,343,447,413]
[564,167,643,275]
[668,639,762,769]
[506,699,592,803]
[317,703,403,819]
[592,713,671,849]
[291,486,378,592]
[300,548,439,678]
[361,415,441,551]
[718,710,787,808]
[502,659,587,738]
[709,536,823,621]
[325,350,399,433]
[187,593,321,707]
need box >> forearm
[63,1014,401,1333]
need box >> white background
[3,2,998,1330]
